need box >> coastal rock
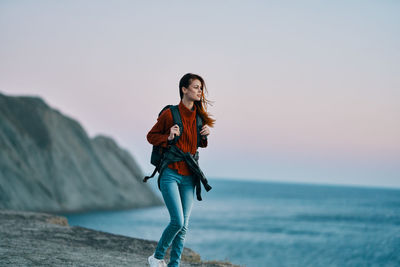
[0,92,163,213]
[0,209,239,267]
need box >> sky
[1,0,399,188]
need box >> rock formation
[0,92,163,213]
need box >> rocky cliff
[0,92,162,213]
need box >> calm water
[61,178,400,267]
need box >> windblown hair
[179,73,216,128]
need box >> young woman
[146,73,215,267]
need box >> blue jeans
[154,167,195,267]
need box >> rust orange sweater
[147,100,208,176]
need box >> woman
[146,73,215,267]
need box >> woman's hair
[179,73,216,127]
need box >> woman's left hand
[200,125,210,138]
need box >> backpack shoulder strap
[169,105,183,144]
[196,112,203,147]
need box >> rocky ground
[0,209,241,267]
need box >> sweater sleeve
[146,108,174,148]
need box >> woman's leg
[154,168,185,260]
[168,174,195,267]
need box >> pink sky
[1,0,399,187]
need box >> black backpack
[143,104,204,183]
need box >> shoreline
[0,209,241,267]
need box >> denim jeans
[154,167,195,267]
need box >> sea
[61,178,400,267]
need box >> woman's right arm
[146,109,173,148]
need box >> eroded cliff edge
[0,209,239,267]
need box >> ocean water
[62,178,400,267]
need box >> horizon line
[209,176,400,191]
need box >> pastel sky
[1,0,399,188]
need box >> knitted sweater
[146,100,208,176]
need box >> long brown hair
[179,73,216,127]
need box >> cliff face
[0,92,162,213]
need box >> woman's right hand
[168,124,180,141]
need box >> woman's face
[183,79,203,102]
